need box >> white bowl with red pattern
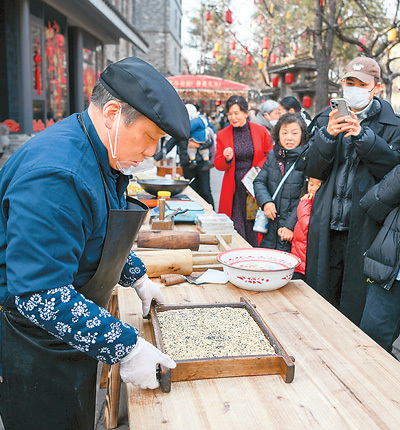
[217,248,301,291]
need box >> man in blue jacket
[304,56,400,326]
[0,56,189,429]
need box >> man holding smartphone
[303,56,400,326]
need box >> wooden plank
[103,363,121,430]
[118,281,400,430]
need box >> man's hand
[132,274,164,316]
[327,109,361,137]
[339,111,362,138]
[223,147,234,161]
[278,227,293,242]
[120,337,176,389]
[263,202,277,220]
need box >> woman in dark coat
[253,113,308,251]
[359,164,400,353]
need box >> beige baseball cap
[342,57,381,84]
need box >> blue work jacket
[0,110,134,364]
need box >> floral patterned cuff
[15,285,138,364]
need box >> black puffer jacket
[360,164,400,290]
[254,144,307,251]
[304,97,400,324]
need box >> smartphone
[330,98,350,120]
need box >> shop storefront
[0,0,148,133]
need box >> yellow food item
[127,182,144,196]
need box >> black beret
[99,56,190,140]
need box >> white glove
[132,274,165,316]
[120,337,176,389]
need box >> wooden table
[114,188,400,429]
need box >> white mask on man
[108,106,140,176]
[343,86,372,110]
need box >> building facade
[0,0,183,134]
[132,0,182,76]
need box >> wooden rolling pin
[135,249,219,277]
[137,230,218,251]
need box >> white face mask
[343,85,372,110]
[108,106,140,176]
[269,119,278,127]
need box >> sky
[181,0,255,72]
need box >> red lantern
[226,9,233,24]
[271,76,279,87]
[270,52,277,64]
[262,37,270,50]
[205,11,211,21]
[285,73,294,84]
[212,49,216,58]
[303,96,312,109]
[257,15,264,24]
[230,54,236,61]
[246,54,253,66]
[358,37,366,52]
[230,40,236,50]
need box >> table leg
[103,291,121,429]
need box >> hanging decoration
[270,52,277,64]
[262,37,270,50]
[246,53,253,66]
[270,3,274,14]
[214,42,220,52]
[257,15,264,24]
[358,37,366,52]
[205,11,211,21]
[303,96,312,108]
[285,73,294,84]
[34,45,42,95]
[258,61,265,70]
[230,40,236,50]
[226,9,233,24]
[271,76,279,87]
[388,28,397,42]
[262,48,268,58]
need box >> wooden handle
[160,274,186,286]
[192,254,218,265]
[199,235,219,245]
[159,198,166,221]
[135,249,193,277]
[137,231,200,250]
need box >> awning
[167,75,250,100]
[44,0,148,52]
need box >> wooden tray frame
[149,297,295,392]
